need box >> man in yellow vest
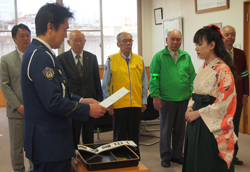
[102,32,148,158]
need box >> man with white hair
[149,29,196,168]
[58,30,103,145]
[102,32,148,158]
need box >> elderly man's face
[223,27,236,47]
[67,31,86,55]
[166,30,182,52]
[117,33,133,56]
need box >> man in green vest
[149,29,196,168]
[102,32,148,158]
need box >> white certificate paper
[100,87,129,108]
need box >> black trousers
[73,116,95,144]
[233,106,243,158]
[32,158,71,172]
[113,107,141,157]
[160,99,188,161]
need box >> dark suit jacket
[234,47,249,106]
[21,39,90,162]
[57,49,102,101]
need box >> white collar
[71,49,83,58]
[16,47,24,60]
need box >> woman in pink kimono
[182,25,238,172]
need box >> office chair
[139,94,160,146]
[94,111,113,143]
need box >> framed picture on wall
[195,0,229,14]
[162,17,183,49]
[154,8,163,25]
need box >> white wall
[141,0,245,72]
[141,0,153,66]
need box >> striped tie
[228,51,234,64]
[229,51,233,59]
[76,55,83,77]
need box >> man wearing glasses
[58,30,103,145]
[222,25,249,166]
[102,32,148,158]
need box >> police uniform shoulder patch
[43,67,54,80]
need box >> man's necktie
[126,57,130,64]
[173,53,178,63]
[229,51,233,59]
[76,55,83,77]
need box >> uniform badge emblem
[43,67,54,80]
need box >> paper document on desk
[100,87,129,108]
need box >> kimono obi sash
[192,93,216,110]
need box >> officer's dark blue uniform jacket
[21,38,90,162]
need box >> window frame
[0,0,141,66]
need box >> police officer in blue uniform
[20,3,106,172]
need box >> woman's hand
[186,106,193,113]
[185,108,200,122]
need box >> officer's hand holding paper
[80,98,99,104]
[89,104,106,118]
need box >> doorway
[241,0,250,134]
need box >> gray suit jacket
[0,50,23,118]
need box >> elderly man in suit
[57,30,103,144]
[222,25,249,165]
[0,24,33,172]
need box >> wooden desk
[71,157,150,172]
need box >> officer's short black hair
[35,3,73,36]
[11,24,31,39]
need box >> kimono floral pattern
[188,58,237,168]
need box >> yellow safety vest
[109,51,143,109]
